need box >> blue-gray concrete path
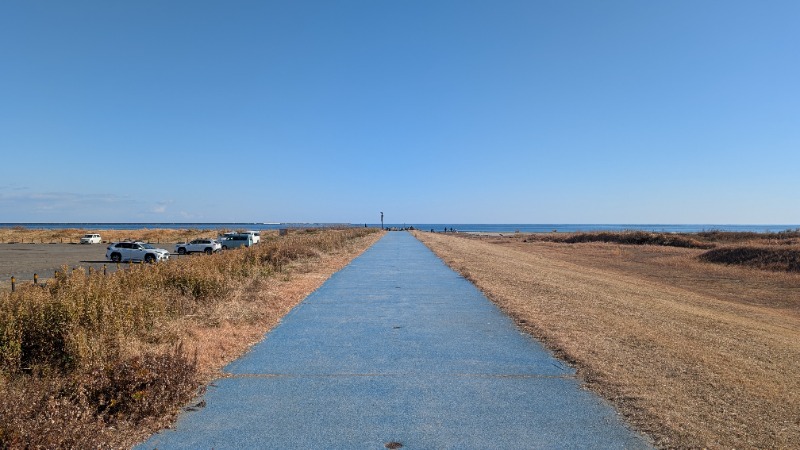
[139,232,651,449]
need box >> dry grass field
[414,231,800,449]
[0,226,246,245]
[0,228,382,448]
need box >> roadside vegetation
[0,227,381,448]
[416,230,800,448]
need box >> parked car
[218,234,253,249]
[221,231,260,245]
[175,239,221,255]
[80,234,102,244]
[106,242,170,263]
[244,230,261,244]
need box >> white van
[219,233,253,249]
[244,231,261,244]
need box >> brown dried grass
[0,227,258,244]
[0,228,382,448]
[526,230,714,249]
[414,231,800,449]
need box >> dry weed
[0,227,267,245]
[415,231,800,449]
[0,227,382,448]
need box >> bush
[694,229,800,243]
[699,247,800,272]
[530,231,713,249]
[0,346,196,448]
[83,345,197,422]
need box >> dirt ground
[415,231,800,449]
[0,226,234,290]
[0,242,182,290]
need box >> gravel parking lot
[0,242,179,289]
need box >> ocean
[1,223,798,234]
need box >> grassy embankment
[415,230,800,449]
[0,227,382,448]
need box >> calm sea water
[1,223,798,234]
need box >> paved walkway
[139,232,650,449]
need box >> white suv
[80,234,102,244]
[106,242,170,263]
[175,239,221,255]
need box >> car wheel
[222,245,228,250]
[110,253,121,263]
[145,254,156,264]
[178,247,187,255]
[204,247,212,255]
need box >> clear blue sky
[1,1,798,224]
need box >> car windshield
[141,244,156,249]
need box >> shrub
[161,265,228,301]
[695,229,800,243]
[698,247,800,272]
[82,345,197,423]
[530,231,713,249]
[0,346,196,448]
